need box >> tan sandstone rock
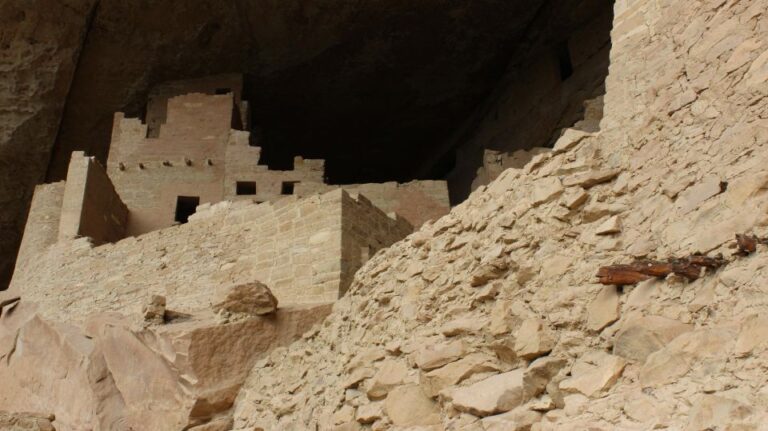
[384,385,441,427]
[613,315,693,362]
[559,352,625,398]
[449,370,526,417]
[414,340,467,371]
[514,319,556,360]
[586,286,619,332]
[212,282,278,316]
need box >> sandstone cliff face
[0,0,96,288]
[2,0,768,429]
[231,0,768,429]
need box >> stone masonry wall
[58,152,128,244]
[296,180,450,228]
[8,190,411,322]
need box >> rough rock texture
[0,300,331,430]
[230,1,768,429]
[212,282,278,317]
[0,0,97,289]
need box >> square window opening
[175,196,200,224]
[281,181,298,195]
[236,181,257,195]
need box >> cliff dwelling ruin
[22,0,768,429]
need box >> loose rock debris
[597,234,764,286]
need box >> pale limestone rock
[366,360,409,399]
[531,177,564,206]
[559,352,625,398]
[613,315,693,362]
[422,353,500,397]
[640,328,735,387]
[514,319,556,360]
[585,286,619,332]
[212,282,278,316]
[489,300,518,335]
[333,405,357,425]
[522,357,567,400]
[562,169,621,188]
[674,176,725,215]
[356,402,383,424]
[685,395,753,431]
[384,385,441,427]
[480,406,542,431]
[450,370,526,417]
[561,187,588,210]
[552,129,591,154]
[343,367,375,389]
[595,215,622,235]
[734,315,768,357]
[414,340,467,371]
[470,259,511,287]
[440,316,488,336]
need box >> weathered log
[596,265,652,286]
[598,255,726,285]
[735,234,758,256]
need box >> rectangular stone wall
[339,193,413,296]
[9,190,410,322]
[296,179,450,228]
[58,152,128,244]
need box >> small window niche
[281,181,298,195]
[215,88,231,95]
[175,196,200,224]
[556,41,574,81]
[236,181,257,195]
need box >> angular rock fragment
[562,169,621,188]
[531,177,564,206]
[366,360,409,398]
[422,353,500,397]
[586,286,620,331]
[414,340,467,371]
[384,385,441,427]
[480,406,542,431]
[212,282,278,316]
[559,352,625,398]
[613,316,692,362]
[356,402,383,424]
[514,319,556,360]
[595,215,622,235]
[522,357,567,399]
[449,370,526,417]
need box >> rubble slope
[232,0,768,429]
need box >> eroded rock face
[0,301,331,430]
[0,0,97,289]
